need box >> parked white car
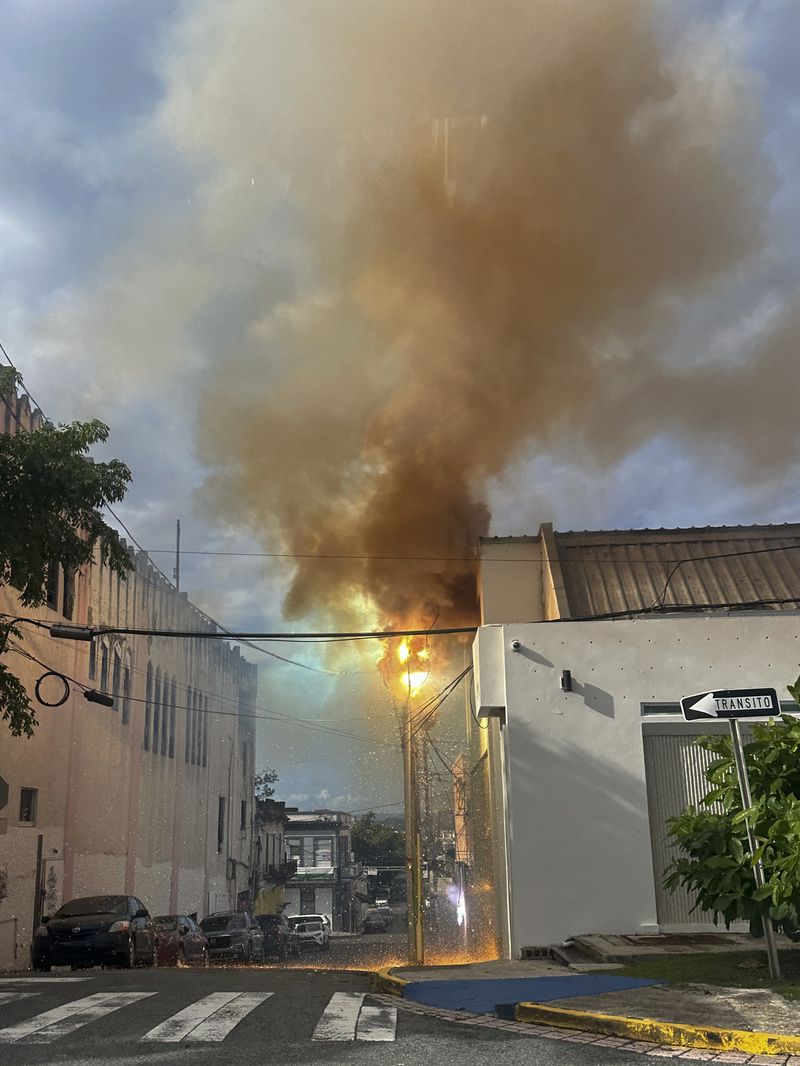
[288,917,329,951]
[287,913,331,942]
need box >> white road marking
[186,993,272,1042]
[0,991,154,1043]
[0,978,89,984]
[313,992,366,1041]
[0,992,38,1005]
[356,1003,398,1041]
[142,992,271,1043]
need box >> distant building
[283,811,356,930]
[0,383,257,969]
[252,799,297,915]
[472,522,800,957]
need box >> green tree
[255,767,279,801]
[664,693,800,941]
[0,367,132,736]
[351,812,406,866]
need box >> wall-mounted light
[560,670,572,693]
[84,689,114,707]
[50,625,94,641]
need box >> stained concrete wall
[0,532,256,968]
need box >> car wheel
[121,937,136,969]
[201,947,209,968]
[32,959,51,973]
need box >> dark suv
[255,914,300,961]
[32,895,156,970]
[199,911,264,963]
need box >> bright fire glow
[383,635,431,698]
[406,670,428,696]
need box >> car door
[130,898,153,960]
[248,914,263,958]
[184,916,203,961]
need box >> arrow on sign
[685,693,719,717]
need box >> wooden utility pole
[402,696,424,964]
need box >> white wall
[474,613,800,953]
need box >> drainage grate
[520,946,552,959]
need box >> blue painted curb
[403,975,664,1016]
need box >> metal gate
[642,721,750,932]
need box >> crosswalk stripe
[142,992,271,1042]
[312,992,365,1041]
[0,992,38,1006]
[0,988,397,1045]
[0,992,155,1044]
[141,992,239,1042]
[185,993,272,1042]
[356,1003,398,1042]
[0,978,89,984]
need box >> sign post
[680,687,782,981]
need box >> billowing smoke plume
[185,0,777,629]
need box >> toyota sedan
[32,895,156,970]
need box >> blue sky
[3,1,800,811]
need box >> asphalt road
[0,941,652,1066]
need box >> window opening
[62,567,75,620]
[144,662,152,750]
[45,563,60,611]
[217,797,226,853]
[153,669,162,755]
[19,788,38,823]
[100,644,109,693]
[122,665,131,725]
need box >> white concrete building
[472,523,800,957]
[283,811,355,930]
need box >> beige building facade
[0,388,256,969]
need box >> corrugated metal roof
[552,523,800,619]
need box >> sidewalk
[373,949,800,1059]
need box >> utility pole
[174,519,181,591]
[402,695,424,964]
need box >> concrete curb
[514,1001,800,1056]
[370,967,409,996]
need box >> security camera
[511,639,521,652]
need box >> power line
[348,801,405,813]
[138,541,800,567]
[6,618,478,642]
[409,666,473,740]
[6,641,397,747]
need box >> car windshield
[55,896,129,918]
[200,914,245,932]
[154,916,178,930]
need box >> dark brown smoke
[195,0,777,629]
